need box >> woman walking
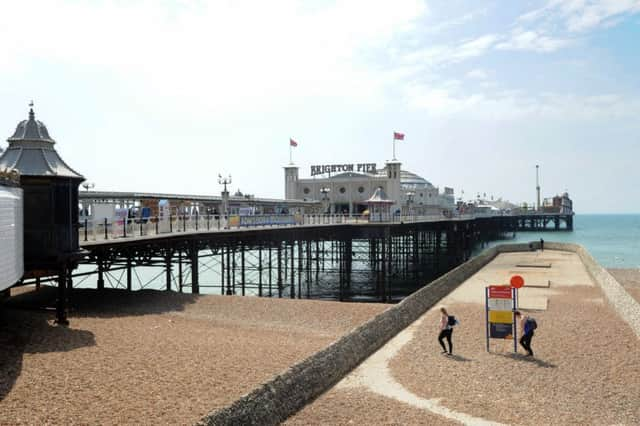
[438,307,454,355]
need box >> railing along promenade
[78,211,567,244]
[78,213,479,244]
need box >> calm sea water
[485,214,640,269]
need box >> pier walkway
[78,212,572,246]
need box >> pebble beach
[0,288,387,425]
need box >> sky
[0,0,639,213]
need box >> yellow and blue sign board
[486,285,518,352]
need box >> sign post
[485,275,524,353]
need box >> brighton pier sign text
[310,163,377,177]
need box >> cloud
[496,29,573,52]
[401,34,499,67]
[405,82,640,121]
[0,0,427,113]
[466,69,489,80]
[517,0,640,32]
[425,10,478,34]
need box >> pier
[18,212,573,323]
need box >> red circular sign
[510,275,524,289]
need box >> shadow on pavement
[499,352,557,368]
[442,353,472,362]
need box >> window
[339,187,346,194]
[358,186,365,193]
[303,187,310,194]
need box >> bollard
[104,218,108,240]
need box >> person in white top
[438,307,453,355]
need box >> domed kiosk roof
[0,107,83,179]
[366,187,394,204]
[400,170,433,187]
[8,109,55,143]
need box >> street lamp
[320,186,331,214]
[218,174,232,217]
[82,182,95,191]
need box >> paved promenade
[288,250,640,425]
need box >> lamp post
[320,186,331,214]
[218,174,232,219]
[82,182,95,191]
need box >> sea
[486,214,640,269]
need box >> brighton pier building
[284,160,455,215]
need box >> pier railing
[78,212,490,243]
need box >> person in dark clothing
[438,307,453,355]
[515,311,534,356]
[540,238,544,251]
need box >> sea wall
[197,241,639,426]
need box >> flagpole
[289,142,292,164]
[392,134,396,160]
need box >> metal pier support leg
[241,244,246,296]
[191,246,200,294]
[220,246,225,295]
[55,269,69,326]
[97,260,105,291]
[126,256,132,292]
[297,240,303,299]
[178,251,183,293]
[290,242,295,299]
[66,270,73,315]
[165,254,172,291]
[277,243,283,298]
[258,247,263,297]
[226,245,233,295]
[268,245,273,297]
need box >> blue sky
[1,0,639,213]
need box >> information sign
[489,285,512,299]
[489,310,513,324]
[487,298,512,311]
[485,282,518,352]
[490,323,513,339]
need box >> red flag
[393,132,405,141]
[290,138,298,147]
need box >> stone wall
[197,241,640,425]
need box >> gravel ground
[609,268,640,304]
[390,286,640,425]
[0,287,387,425]
[286,388,459,425]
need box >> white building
[285,160,454,215]
[0,174,23,292]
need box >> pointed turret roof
[366,187,394,204]
[0,106,84,179]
